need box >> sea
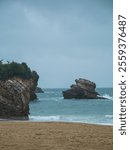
[29,88,113,125]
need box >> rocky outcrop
[63,78,105,99]
[35,87,44,93]
[0,77,38,120]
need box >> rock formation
[63,78,105,99]
[0,77,38,120]
[0,61,39,120]
[35,87,44,93]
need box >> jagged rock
[63,78,105,99]
[35,87,44,93]
[0,77,38,120]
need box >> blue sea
[29,88,113,125]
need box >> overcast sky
[0,0,112,88]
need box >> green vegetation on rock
[0,61,39,81]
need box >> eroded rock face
[63,78,105,99]
[0,77,37,120]
[35,87,44,93]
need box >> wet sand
[0,122,113,150]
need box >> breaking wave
[98,94,113,100]
[29,115,113,125]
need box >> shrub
[0,61,39,81]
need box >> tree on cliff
[0,61,39,81]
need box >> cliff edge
[0,61,39,119]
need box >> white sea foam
[29,115,88,122]
[44,91,55,94]
[29,116,60,121]
[29,115,113,125]
[98,94,113,100]
[105,115,113,119]
[103,94,113,100]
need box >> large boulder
[0,77,38,120]
[63,78,105,99]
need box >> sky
[0,0,112,88]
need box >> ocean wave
[29,116,60,121]
[98,94,113,100]
[105,115,113,119]
[56,96,64,100]
[29,115,88,122]
[43,96,64,101]
[44,91,55,94]
[29,115,113,125]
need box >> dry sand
[0,122,112,150]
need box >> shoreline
[0,121,112,150]
[0,119,113,126]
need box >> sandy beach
[0,122,112,150]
